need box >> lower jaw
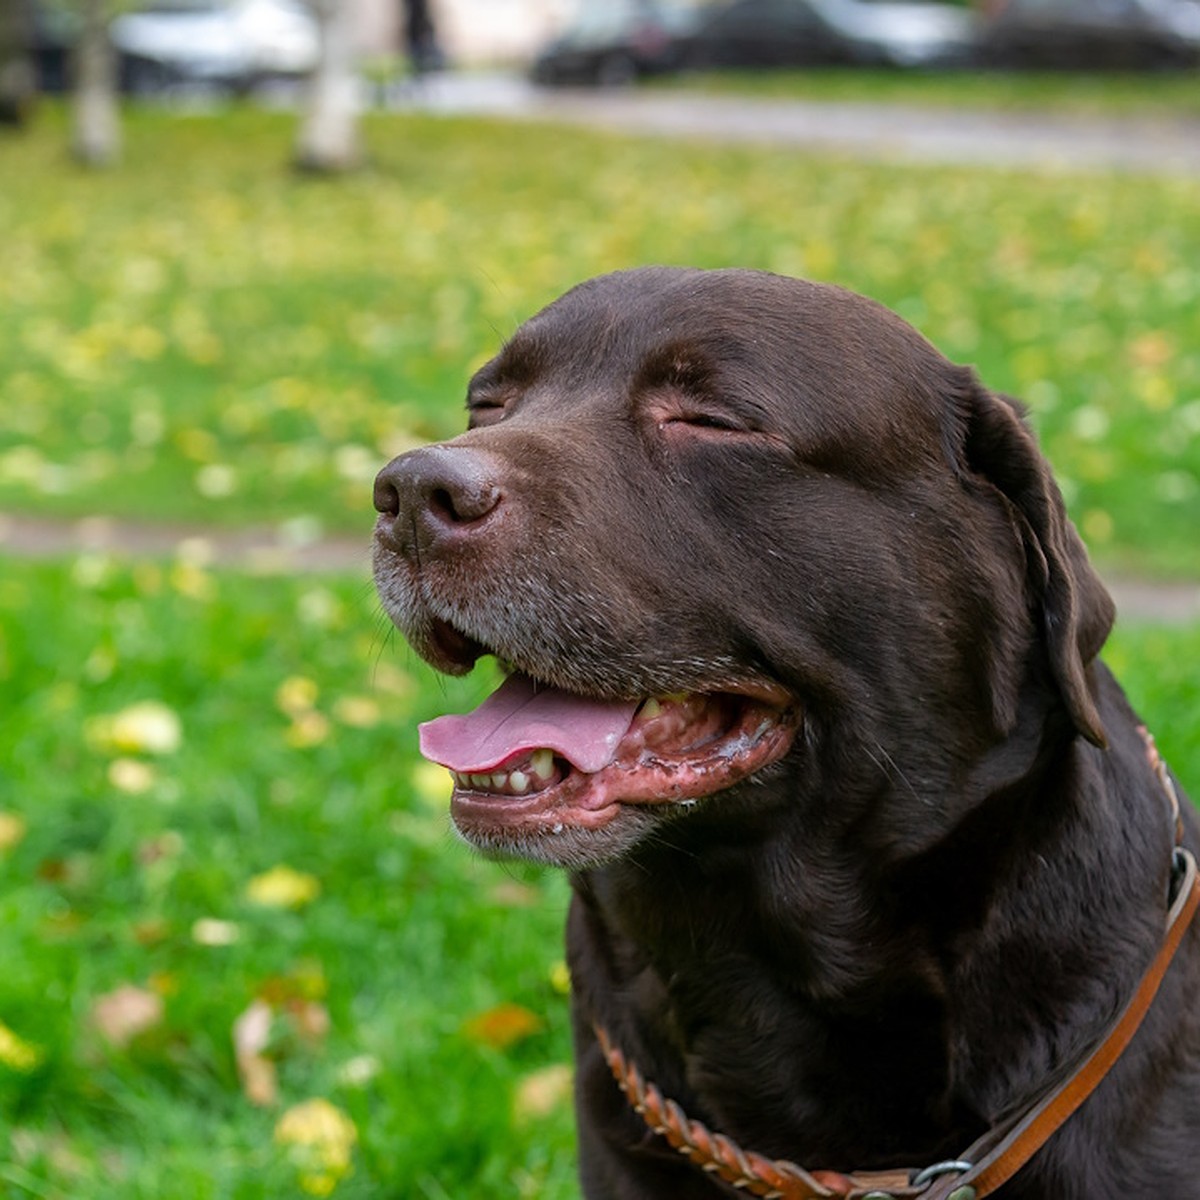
[449,802,660,869]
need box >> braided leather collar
[595,728,1200,1200]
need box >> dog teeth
[639,698,663,719]
[449,759,546,796]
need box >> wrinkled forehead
[471,269,961,468]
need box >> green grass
[0,558,574,1198]
[0,105,1197,574]
[0,556,1197,1198]
[663,67,1200,117]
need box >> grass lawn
[663,67,1200,118]
[0,559,576,1199]
[1,556,1197,1199]
[0,105,1197,575]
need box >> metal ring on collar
[911,1159,973,1187]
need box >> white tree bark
[294,0,361,172]
[71,0,121,166]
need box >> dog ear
[946,377,1114,748]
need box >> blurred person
[404,0,443,74]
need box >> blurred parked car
[981,0,1200,67]
[686,0,979,69]
[531,0,701,86]
[111,0,318,95]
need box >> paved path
[398,72,1200,177]
[3,511,1198,624]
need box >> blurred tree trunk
[294,0,361,173]
[71,0,120,166]
[0,0,37,126]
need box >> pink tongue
[418,674,639,775]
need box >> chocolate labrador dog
[372,268,1200,1199]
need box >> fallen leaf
[336,1054,381,1088]
[1129,330,1174,369]
[192,917,241,946]
[136,831,184,865]
[489,880,541,908]
[245,865,321,909]
[90,984,164,1048]
[275,1098,358,1196]
[286,1000,331,1045]
[0,812,27,852]
[513,1063,573,1122]
[462,1003,543,1050]
[233,1000,278,1107]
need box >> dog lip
[447,693,801,846]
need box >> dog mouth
[419,672,801,849]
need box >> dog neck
[569,680,1185,1170]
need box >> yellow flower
[0,1020,43,1073]
[286,711,331,749]
[276,676,319,717]
[275,1099,358,1196]
[411,760,453,809]
[547,961,572,996]
[332,696,380,729]
[108,758,158,794]
[88,701,182,756]
[245,865,321,909]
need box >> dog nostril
[429,483,500,526]
[373,473,401,518]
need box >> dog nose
[374,445,504,557]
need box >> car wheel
[595,52,637,87]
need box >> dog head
[373,268,1114,868]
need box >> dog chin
[451,802,663,870]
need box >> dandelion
[276,676,319,717]
[331,696,380,728]
[0,1021,43,1072]
[107,758,158,794]
[275,1099,358,1196]
[245,865,321,909]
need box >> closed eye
[467,395,511,428]
[662,410,749,435]
[668,413,744,432]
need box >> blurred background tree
[0,0,36,124]
[71,0,120,164]
[294,0,362,172]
